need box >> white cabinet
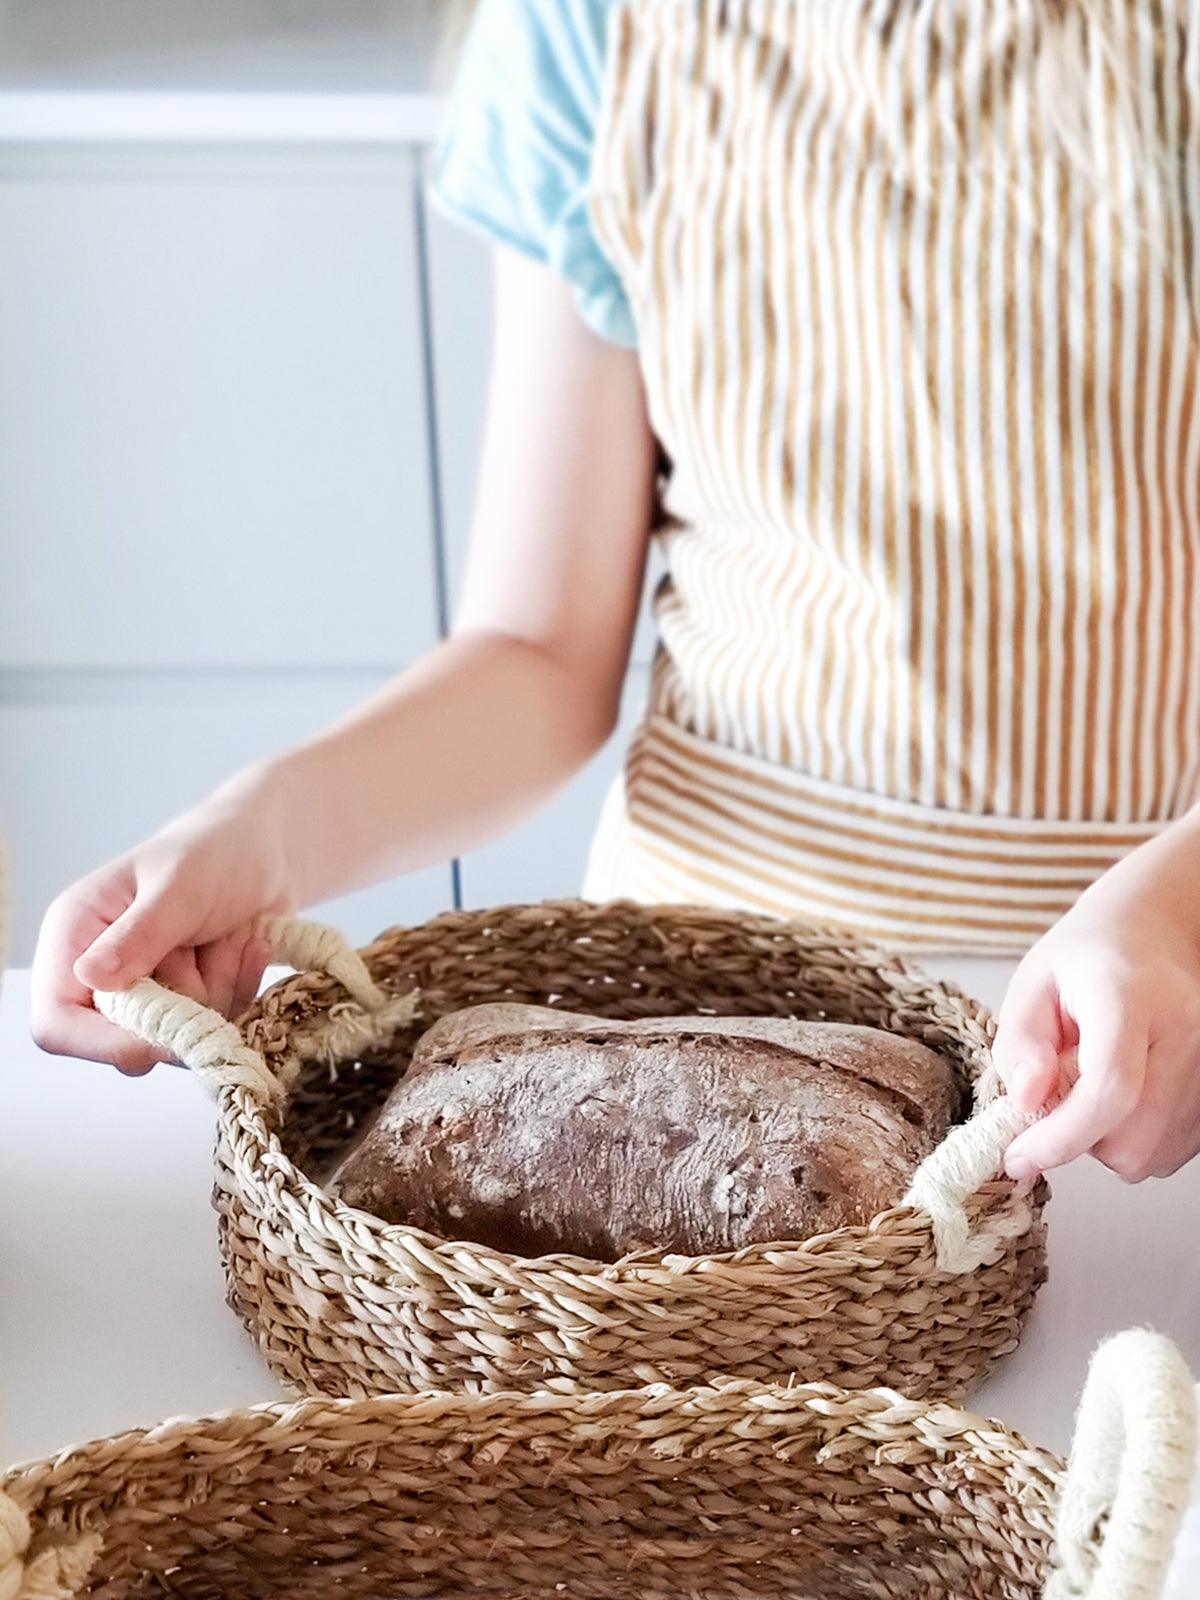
[422,181,494,615]
[0,147,437,669]
[0,14,657,961]
[0,142,453,960]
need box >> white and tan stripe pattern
[584,0,1200,952]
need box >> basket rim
[1,1372,1065,1491]
[12,1332,1193,1600]
[218,898,1038,1284]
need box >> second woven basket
[2,1329,1195,1600]
[98,899,1049,1401]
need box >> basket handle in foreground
[0,1487,100,1600]
[1045,1329,1198,1600]
[91,914,417,1104]
[903,1094,1039,1273]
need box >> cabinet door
[0,146,439,669]
[0,144,453,961]
[0,671,453,963]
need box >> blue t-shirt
[427,0,636,348]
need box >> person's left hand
[992,828,1200,1184]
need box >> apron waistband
[585,714,1164,955]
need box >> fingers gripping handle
[1046,1330,1198,1600]
[92,915,398,1103]
[95,980,279,1102]
[903,1095,1038,1274]
[0,1491,100,1600]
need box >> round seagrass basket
[2,1330,1194,1600]
[97,899,1049,1402]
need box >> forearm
[1075,800,1200,929]
[227,627,619,908]
[35,253,655,1071]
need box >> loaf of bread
[327,1004,961,1259]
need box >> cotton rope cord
[903,1094,1038,1274]
[0,1488,100,1600]
[256,914,388,1012]
[1045,1330,1198,1600]
[92,915,412,1105]
[94,979,280,1103]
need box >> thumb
[72,884,197,991]
[993,970,1063,1114]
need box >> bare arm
[269,246,657,902]
[32,248,657,1068]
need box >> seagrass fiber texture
[1,1378,1067,1600]
[4,1332,1193,1599]
[188,900,1049,1400]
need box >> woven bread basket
[2,1329,1195,1600]
[96,899,1049,1401]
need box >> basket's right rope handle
[0,1488,100,1600]
[1044,1329,1198,1600]
[902,1094,1039,1273]
[91,915,413,1104]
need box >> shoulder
[430,0,618,257]
[429,0,637,348]
[450,0,617,126]
[463,0,615,61]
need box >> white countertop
[0,0,451,143]
[3,956,1200,1588]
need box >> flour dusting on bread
[327,1003,962,1259]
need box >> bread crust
[328,1004,960,1259]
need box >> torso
[584,0,1200,952]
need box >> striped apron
[582,0,1200,953]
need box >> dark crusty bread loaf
[326,1004,962,1260]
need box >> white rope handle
[902,1095,1038,1273]
[0,1490,100,1600]
[92,915,411,1104]
[95,980,281,1103]
[1045,1330,1198,1600]
[256,914,388,1012]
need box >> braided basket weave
[2,1330,1195,1600]
[98,900,1048,1401]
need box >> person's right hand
[31,770,293,1074]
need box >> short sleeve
[428,0,637,348]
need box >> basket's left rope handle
[91,914,412,1104]
[0,1488,100,1600]
[902,1094,1039,1273]
[1044,1329,1198,1600]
